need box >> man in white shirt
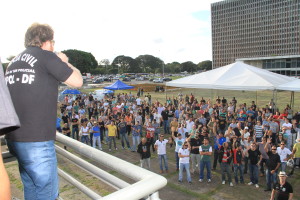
[178,141,192,184]
[282,117,293,150]
[186,118,195,133]
[277,141,292,172]
[136,97,142,106]
[155,134,169,173]
[153,110,162,125]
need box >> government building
[211,0,300,76]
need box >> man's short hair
[25,23,54,48]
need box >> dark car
[163,77,172,81]
[122,77,131,82]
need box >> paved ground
[4,135,300,200]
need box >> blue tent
[104,80,134,90]
[62,89,81,94]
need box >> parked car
[92,78,104,83]
[149,78,154,82]
[163,77,172,81]
[122,77,131,82]
[135,77,145,81]
[153,78,163,83]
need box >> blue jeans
[131,135,140,151]
[220,162,232,182]
[200,160,211,180]
[163,120,169,134]
[179,163,191,182]
[120,132,130,148]
[233,164,244,183]
[249,164,259,184]
[266,169,277,190]
[281,162,287,172]
[158,154,168,171]
[7,140,59,200]
[93,136,101,149]
[72,126,79,140]
[81,135,89,145]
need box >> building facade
[211,0,300,76]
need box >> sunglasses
[280,144,285,145]
[272,149,277,150]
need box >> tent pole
[165,84,167,103]
[256,91,258,106]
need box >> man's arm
[270,189,275,200]
[57,53,83,88]
[0,148,11,200]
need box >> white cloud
[0,0,220,64]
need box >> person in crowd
[254,120,264,143]
[118,118,131,149]
[80,121,90,145]
[264,138,281,192]
[172,132,185,171]
[131,121,141,152]
[247,143,262,188]
[288,138,300,177]
[199,137,212,183]
[277,141,292,172]
[71,112,80,141]
[233,143,245,184]
[137,137,151,170]
[92,121,102,150]
[106,121,118,151]
[212,131,225,170]
[145,122,156,152]
[219,142,233,186]
[188,132,202,174]
[5,23,82,200]
[155,134,169,173]
[270,171,293,200]
[178,141,192,184]
[259,137,271,177]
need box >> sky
[0,0,221,64]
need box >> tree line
[3,49,212,74]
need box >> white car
[153,78,163,83]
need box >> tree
[135,55,164,73]
[165,62,181,73]
[180,61,197,73]
[111,55,140,73]
[62,49,98,73]
[198,60,212,71]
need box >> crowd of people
[57,92,299,199]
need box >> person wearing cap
[91,121,102,150]
[270,171,293,200]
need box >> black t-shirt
[190,137,202,154]
[137,141,151,159]
[62,127,70,134]
[71,118,79,128]
[5,47,73,142]
[161,110,169,120]
[248,149,261,165]
[273,182,293,200]
[267,152,281,170]
[62,115,69,124]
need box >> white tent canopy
[167,61,296,91]
[277,79,300,91]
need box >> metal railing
[55,133,167,200]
